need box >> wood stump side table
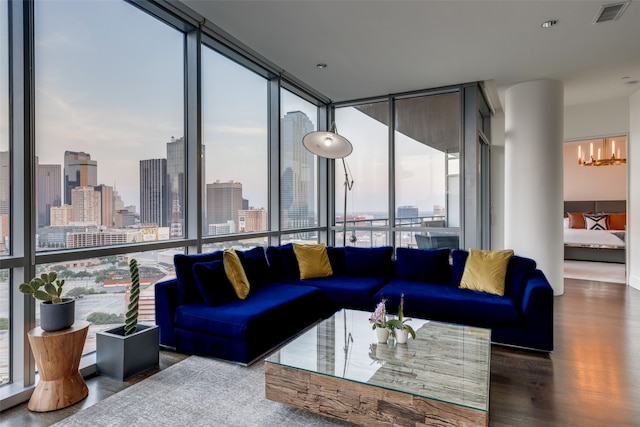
[27,321,90,412]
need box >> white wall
[563,139,627,201]
[629,90,640,290]
[565,97,629,139]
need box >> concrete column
[505,80,564,295]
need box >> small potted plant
[369,298,390,343]
[386,293,416,344]
[19,271,74,331]
[96,258,159,380]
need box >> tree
[87,312,125,325]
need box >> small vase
[376,327,389,343]
[395,328,409,344]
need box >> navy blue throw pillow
[192,260,238,306]
[344,246,394,277]
[450,249,469,286]
[326,246,346,276]
[236,246,270,288]
[504,256,537,299]
[395,247,451,283]
[266,244,300,280]
[174,251,224,304]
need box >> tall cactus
[124,259,140,336]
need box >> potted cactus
[96,258,159,380]
[19,271,74,332]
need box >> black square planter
[96,324,159,381]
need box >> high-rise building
[64,151,97,205]
[140,159,167,227]
[71,186,101,225]
[0,151,9,216]
[238,208,267,232]
[94,184,114,227]
[206,181,243,228]
[166,137,185,237]
[36,163,62,227]
[397,205,419,219]
[281,111,315,228]
[50,205,75,226]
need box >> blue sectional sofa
[155,244,554,364]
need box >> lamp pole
[342,157,354,247]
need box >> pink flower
[369,299,387,329]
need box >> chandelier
[578,137,626,166]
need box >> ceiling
[179,0,640,109]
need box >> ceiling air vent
[593,1,630,23]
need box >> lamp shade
[303,126,353,159]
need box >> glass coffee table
[265,309,490,426]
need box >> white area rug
[563,260,626,284]
[53,356,351,427]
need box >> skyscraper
[94,184,114,227]
[71,186,101,225]
[281,111,315,228]
[166,136,205,237]
[140,158,167,227]
[166,137,184,237]
[64,151,97,205]
[206,181,243,228]
[37,163,62,227]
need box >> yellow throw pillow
[223,249,250,299]
[292,243,333,280]
[459,249,514,296]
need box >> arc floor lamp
[303,123,354,246]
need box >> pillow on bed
[567,211,591,229]
[583,213,609,230]
[607,213,626,230]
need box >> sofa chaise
[155,244,554,364]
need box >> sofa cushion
[290,275,387,310]
[293,243,333,279]
[459,249,514,296]
[395,247,451,283]
[266,244,300,280]
[192,260,238,306]
[174,283,329,340]
[223,249,250,299]
[374,279,521,327]
[174,251,224,304]
[451,250,537,300]
[344,246,394,277]
[236,246,270,288]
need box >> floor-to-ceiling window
[280,89,320,243]
[1,0,489,407]
[33,0,185,357]
[333,91,461,249]
[201,46,269,241]
[0,0,8,385]
[334,101,390,247]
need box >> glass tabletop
[266,309,491,411]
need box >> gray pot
[96,324,160,381]
[40,298,75,332]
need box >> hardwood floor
[1,278,639,426]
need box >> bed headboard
[564,200,626,216]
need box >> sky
[1,0,446,217]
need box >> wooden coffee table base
[265,362,488,426]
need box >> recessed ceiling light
[541,20,558,28]
[316,63,327,69]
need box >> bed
[564,200,626,264]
